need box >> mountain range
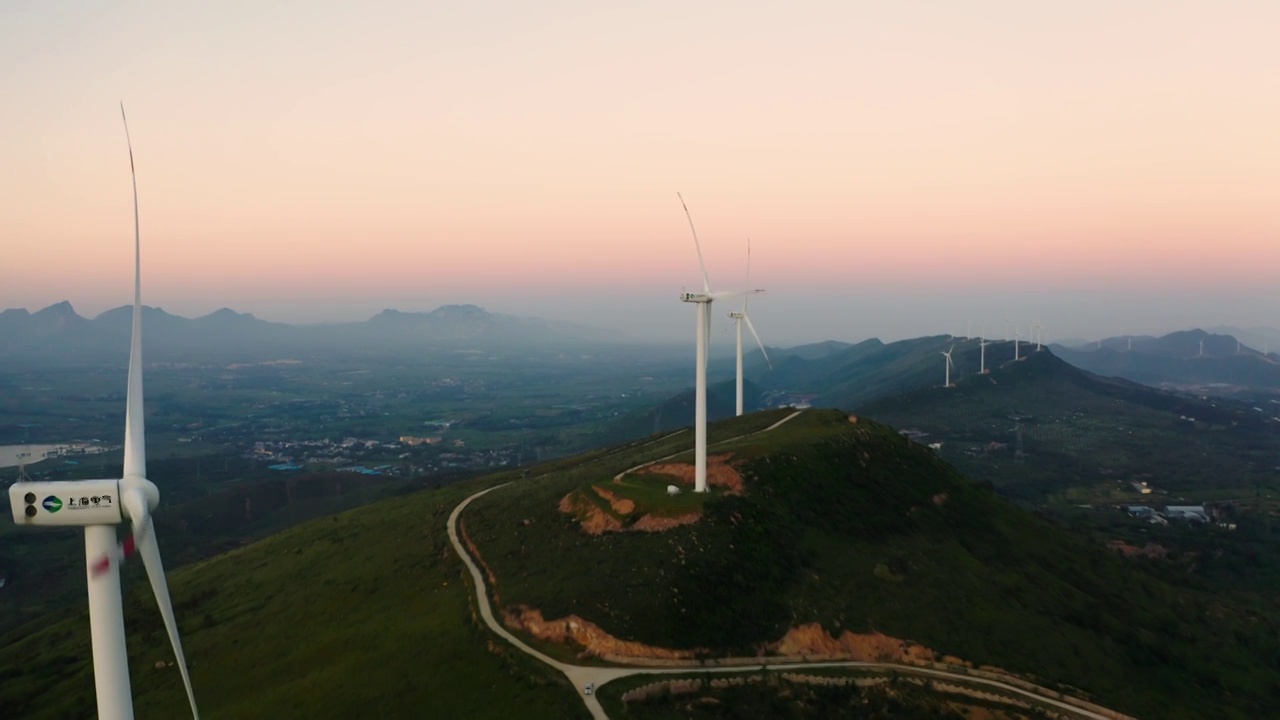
[0,302,625,360]
[1051,329,1280,397]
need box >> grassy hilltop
[465,409,1279,719]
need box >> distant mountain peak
[430,304,489,318]
[33,300,79,318]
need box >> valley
[4,328,1280,718]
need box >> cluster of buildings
[1123,503,1234,529]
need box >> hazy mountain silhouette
[0,302,624,361]
[1051,329,1280,394]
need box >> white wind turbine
[677,193,756,493]
[1014,327,1022,361]
[979,337,991,374]
[7,106,199,720]
[1198,338,1205,357]
[1034,320,1044,351]
[728,239,770,417]
[941,345,955,387]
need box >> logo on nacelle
[42,496,63,513]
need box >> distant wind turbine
[1199,338,1205,357]
[1127,337,1132,352]
[1034,320,1044,351]
[979,337,991,374]
[1014,328,1022,361]
[728,239,770,417]
[942,345,955,387]
[677,193,756,493]
[7,105,199,719]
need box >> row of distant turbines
[941,322,1045,388]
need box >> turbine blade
[744,315,772,369]
[677,192,711,293]
[129,501,199,718]
[121,104,146,480]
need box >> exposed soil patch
[558,492,623,534]
[592,485,635,515]
[1106,539,1168,559]
[459,519,502,606]
[630,512,701,531]
[770,623,937,663]
[636,453,745,494]
[503,605,705,661]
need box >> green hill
[2,408,1278,718]
[858,349,1280,504]
[461,409,1279,719]
[0,479,588,719]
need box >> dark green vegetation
[0,479,589,720]
[597,671,977,719]
[466,409,1280,719]
[0,469,427,636]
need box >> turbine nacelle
[9,480,124,526]
[679,292,712,303]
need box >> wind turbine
[1198,338,1205,357]
[1034,320,1044,351]
[979,337,991,374]
[677,193,755,493]
[1127,337,1132,352]
[728,239,770,417]
[942,345,955,387]
[7,106,199,720]
[1014,328,1022,361]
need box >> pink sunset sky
[2,0,1277,344]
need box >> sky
[2,0,1277,346]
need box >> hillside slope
[3,409,1277,718]
[859,350,1280,503]
[463,409,1278,719]
[0,481,588,719]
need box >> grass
[0,479,589,719]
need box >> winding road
[447,411,1120,720]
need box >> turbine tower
[1199,338,1205,357]
[942,345,955,387]
[728,239,770,417]
[1014,328,1022,361]
[677,193,751,493]
[7,106,198,719]
[979,337,991,374]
